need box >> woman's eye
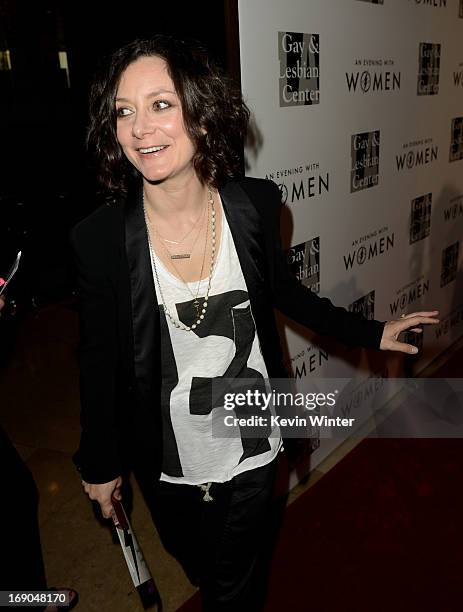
[116,107,132,117]
[153,100,170,111]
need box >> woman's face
[115,55,196,185]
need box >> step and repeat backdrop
[237,0,463,470]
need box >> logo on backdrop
[449,117,463,161]
[409,0,447,8]
[444,194,463,222]
[434,306,463,340]
[335,369,389,422]
[349,290,376,320]
[396,137,438,172]
[346,58,400,94]
[410,193,432,244]
[390,276,430,317]
[265,162,329,205]
[453,62,463,88]
[286,237,320,293]
[440,242,460,287]
[350,131,380,193]
[279,32,320,107]
[417,43,441,95]
[343,226,394,270]
[286,345,329,379]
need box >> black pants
[139,457,281,612]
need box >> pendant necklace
[143,188,217,331]
[146,198,207,259]
[155,203,209,318]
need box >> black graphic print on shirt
[160,289,272,478]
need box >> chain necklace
[151,200,207,260]
[143,188,216,332]
[154,203,209,318]
[151,199,206,245]
[147,199,207,259]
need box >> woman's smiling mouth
[138,145,169,154]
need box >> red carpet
[179,438,463,612]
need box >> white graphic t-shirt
[149,203,282,485]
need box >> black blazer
[70,177,385,484]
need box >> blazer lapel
[124,182,160,403]
[220,181,287,379]
[220,181,266,300]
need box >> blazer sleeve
[70,224,123,484]
[263,180,385,350]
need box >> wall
[238,0,463,471]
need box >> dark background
[0,0,238,321]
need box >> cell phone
[0,251,22,296]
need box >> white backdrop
[238,0,463,470]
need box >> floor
[0,299,461,612]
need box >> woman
[71,35,439,610]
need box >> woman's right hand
[81,476,122,519]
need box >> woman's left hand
[379,310,440,354]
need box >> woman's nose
[132,111,155,139]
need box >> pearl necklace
[143,189,216,332]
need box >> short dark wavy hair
[86,35,250,195]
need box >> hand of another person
[379,310,439,354]
[81,476,122,520]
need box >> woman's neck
[143,173,209,222]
